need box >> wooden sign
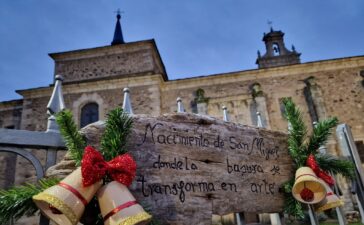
[84,113,293,225]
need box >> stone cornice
[49,40,156,61]
[0,99,23,111]
[12,55,364,98]
[163,55,364,90]
[16,74,165,99]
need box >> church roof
[262,28,285,41]
[111,12,125,45]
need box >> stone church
[0,12,364,214]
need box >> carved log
[85,113,293,224]
[46,152,76,179]
[47,113,293,225]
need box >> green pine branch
[305,117,339,154]
[0,178,60,224]
[316,154,355,179]
[282,98,308,167]
[100,107,133,161]
[283,179,305,219]
[56,110,86,166]
[0,108,135,224]
[282,98,354,218]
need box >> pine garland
[316,154,355,179]
[56,110,86,166]
[283,180,305,219]
[100,107,133,161]
[0,178,59,224]
[305,117,339,155]
[283,98,308,167]
[282,98,354,218]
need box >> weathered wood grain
[83,113,294,225]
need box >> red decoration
[49,205,62,214]
[58,182,88,206]
[306,154,335,186]
[306,154,319,171]
[300,188,314,202]
[103,200,137,222]
[81,146,136,187]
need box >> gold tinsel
[32,193,78,225]
[118,212,152,225]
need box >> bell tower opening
[272,43,280,56]
[256,27,301,69]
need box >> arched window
[80,103,99,128]
[272,43,280,56]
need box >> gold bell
[315,179,343,212]
[33,167,102,225]
[97,181,152,225]
[292,166,326,204]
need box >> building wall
[158,58,364,211]
[0,100,23,189]
[0,99,23,129]
[7,75,163,194]
[50,41,166,84]
[0,43,363,217]
[161,57,364,142]
[2,56,364,189]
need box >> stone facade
[0,99,22,129]
[0,27,364,223]
[50,40,167,84]
[0,100,22,189]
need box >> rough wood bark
[81,113,293,225]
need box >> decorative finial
[177,97,185,113]
[122,87,133,114]
[46,75,65,133]
[222,106,229,122]
[115,9,122,19]
[292,45,296,52]
[256,111,263,128]
[47,75,65,115]
[55,74,64,81]
[111,9,125,45]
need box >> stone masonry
[0,29,364,223]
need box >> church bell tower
[256,27,301,69]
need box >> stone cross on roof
[267,20,273,31]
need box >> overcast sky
[0,0,363,101]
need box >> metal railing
[0,75,67,225]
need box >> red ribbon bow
[306,154,335,186]
[81,146,136,187]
